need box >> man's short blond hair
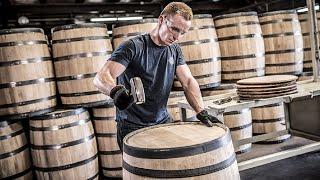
[160,2,193,21]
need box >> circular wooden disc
[236,81,296,89]
[239,90,298,99]
[237,75,298,85]
[237,84,297,93]
[124,122,227,149]
[238,87,297,95]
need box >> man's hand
[110,85,134,110]
[196,110,222,127]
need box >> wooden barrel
[123,122,240,179]
[0,120,33,179]
[251,103,290,143]
[174,14,221,90]
[214,12,265,82]
[51,23,112,108]
[223,109,252,154]
[112,19,158,49]
[298,12,313,73]
[92,103,122,179]
[259,10,303,75]
[29,108,99,179]
[167,91,196,122]
[0,28,56,120]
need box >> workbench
[178,80,320,171]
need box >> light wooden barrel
[92,103,122,179]
[214,12,265,82]
[167,91,196,122]
[112,19,158,49]
[51,23,112,108]
[29,108,99,179]
[251,103,290,143]
[0,28,56,120]
[298,12,313,73]
[259,10,303,75]
[123,122,240,179]
[0,120,33,179]
[223,109,252,154]
[174,14,221,89]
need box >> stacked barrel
[0,28,56,120]
[259,10,303,76]
[175,14,221,89]
[51,23,112,108]
[214,12,265,83]
[92,103,123,179]
[112,19,158,49]
[30,108,99,179]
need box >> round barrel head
[236,75,298,85]
[124,122,228,149]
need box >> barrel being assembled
[0,120,33,179]
[30,108,99,179]
[92,103,122,179]
[174,14,221,89]
[214,12,265,82]
[123,122,240,179]
[52,23,112,108]
[0,28,56,120]
[259,10,303,75]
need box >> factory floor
[238,136,320,180]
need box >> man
[94,2,221,151]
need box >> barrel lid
[124,122,229,149]
[112,18,158,28]
[193,14,213,19]
[258,10,297,17]
[214,12,257,21]
[51,23,107,33]
[30,108,87,120]
[237,75,298,85]
[0,28,44,35]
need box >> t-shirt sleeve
[176,45,186,66]
[109,40,136,68]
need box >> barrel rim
[112,18,158,28]
[193,14,213,19]
[258,10,297,17]
[123,122,231,158]
[51,23,107,33]
[214,11,258,20]
[91,99,114,108]
[0,28,44,35]
[30,108,86,120]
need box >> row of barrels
[0,9,314,120]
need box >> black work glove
[110,85,134,110]
[196,110,222,127]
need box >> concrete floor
[238,136,320,180]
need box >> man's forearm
[93,72,117,96]
[182,78,204,114]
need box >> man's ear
[159,15,165,24]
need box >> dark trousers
[116,118,172,152]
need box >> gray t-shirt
[110,34,185,126]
